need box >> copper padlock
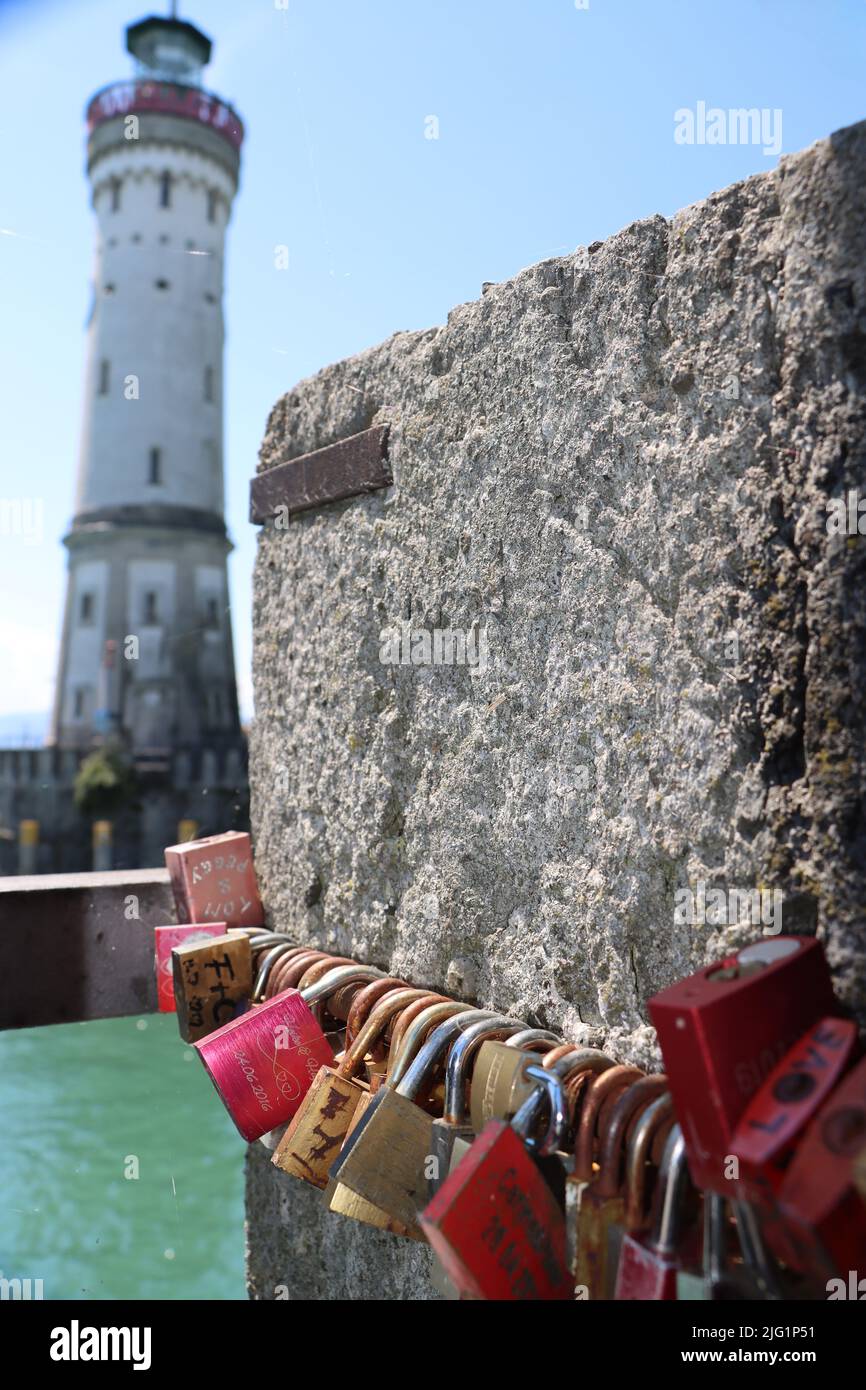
[576,1074,668,1299]
[468,1030,562,1132]
[566,1062,641,1280]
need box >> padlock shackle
[596,1075,669,1198]
[296,956,358,990]
[337,989,431,1079]
[387,995,453,1080]
[252,942,300,999]
[651,1124,690,1255]
[506,1029,562,1051]
[270,949,331,996]
[443,1016,524,1123]
[623,1092,675,1231]
[574,1065,644,1180]
[301,963,386,1004]
[512,1065,569,1154]
[344,978,410,1045]
[732,1200,784,1299]
[388,1001,475,1089]
[395,1009,496,1101]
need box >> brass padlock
[328,1008,496,1235]
[327,999,456,1239]
[272,987,430,1188]
[171,932,252,1042]
[468,1030,562,1133]
[428,1015,525,1199]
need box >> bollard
[18,819,39,875]
[92,820,112,872]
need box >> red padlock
[420,1068,573,1300]
[729,1016,859,1205]
[153,923,226,1012]
[614,1124,696,1299]
[165,830,263,927]
[193,964,381,1140]
[771,1054,866,1281]
[648,936,840,1193]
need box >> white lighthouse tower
[51,7,245,770]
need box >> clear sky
[1,0,863,736]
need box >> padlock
[272,987,430,1188]
[619,1092,676,1241]
[171,932,252,1042]
[771,1053,866,1281]
[165,829,263,927]
[343,978,410,1048]
[728,1015,858,1206]
[428,1015,524,1198]
[649,936,840,1194]
[420,1067,573,1300]
[328,1008,496,1235]
[327,1002,468,1239]
[566,1062,641,1278]
[614,1124,696,1299]
[193,963,382,1140]
[154,923,225,1013]
[576,1074,668,1299]
[469,1032,562,1133]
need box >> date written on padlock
[729,1016,859,1204]
[194,987,337,1141]
[172,933,252,1043]
[648,937,840,1193]
[165,830,263,927]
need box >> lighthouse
[51,8,245,772]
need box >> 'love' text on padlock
[165,830,263,928]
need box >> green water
[0,1013,246,1300]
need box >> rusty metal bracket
[249,424,392,524]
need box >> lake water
[0,1012,246,1300]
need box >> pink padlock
[193,964,383,1141]
[165,830,263,928]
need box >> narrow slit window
[204,365,214,402]
[207,190,218,223]
[205,597,219,628]
[79,592,94,623]
[148,447,162,485]
[110,178,121,212]
[159,171,172,208]
[143,591,158,624]
[97,359,110,395]
[73,689,86,718]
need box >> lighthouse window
[159,171,172,208]
[104,283,116,295]
[97,359,110,395]
[207,190,218,223]
[204,292,216,304]
[110,179,121,212]
[205,597,219,628]
[79,592,94,624]
[155,279,170,290]
[73,689,86,719]
[143,592,159,625]
[148,447,162,485]
[204,365,214,402]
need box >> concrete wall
[247,122,866,1296]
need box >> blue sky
[1,0,863,735]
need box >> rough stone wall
[247,122,865,1296]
